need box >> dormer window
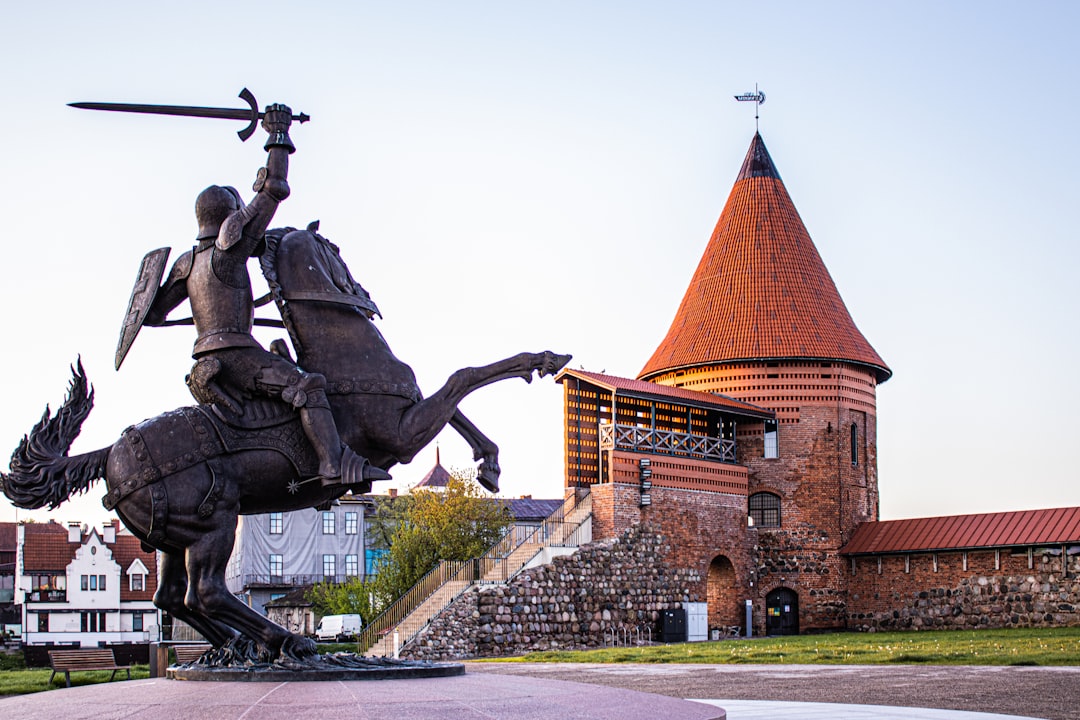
[127,558,149,592]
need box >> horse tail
[1,360,111,510]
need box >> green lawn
[490,627,1080,666]
[0,662,150,697]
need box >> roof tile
[640,133,890,382]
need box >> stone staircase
[362,491,591,657]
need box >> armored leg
[288,373,390,488]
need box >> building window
[132,613,144,632]
[80,611,106,632]
[38,613,49,632]
[345,554,359,577]
[269,512,283,534]
[850,423,858,466]
[81,575,89,591]
[345,512,358,535]
[99,574,106,591]
[763,419,779,458]
[749,492,781,527]
[322,555,336,579]
[89,575,98,591]
[131,574,144,592]
[269,554,283,578]
[322,511,336,535]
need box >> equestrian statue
[0,92,570,664]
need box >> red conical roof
[639,133,890,383]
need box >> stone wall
[402,523,701,660]
[847,549,1080,631]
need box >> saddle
[102,406,319,513]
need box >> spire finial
[734,84,766,132]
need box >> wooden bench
[48,648,131,688]
[172,643,212,665]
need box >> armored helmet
[195,185,245,240]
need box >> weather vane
[734,84,766,132]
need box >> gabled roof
[841,507,1080,555]
[640,133,890,383]
[0,522,16,552]
[21,521,74,571]
[111,531,157,601]
[557,368,774,419]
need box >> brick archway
[707,554,741,631]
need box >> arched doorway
[707,555,740,632]
[765,587,799,635]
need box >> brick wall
[847,550,1080,630]
[650,360,880,632]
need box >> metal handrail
[356,559,468,653]
[359,490,593,653]
[599,422,736,463]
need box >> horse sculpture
[1,224,570,663]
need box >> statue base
[167,652,465,682]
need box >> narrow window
[322,511,336,535]
[81,575,89,591]
[345,554,359,576]
[268,512,283,534]
[345,512,358,535]
[89,575,97,591]
[850,423,858,466]
[322,555,336,579]
[269,554,283,578]
[39,613,49,632]
[132,613,144,632]
[763,419,779,459]
[748,492,781,527]
[99,574,106,591]
[131,574,144,592]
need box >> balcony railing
[236,574,358,588]
[28,590,67,602]
[599,422,736,463]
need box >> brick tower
[639,133,891,631]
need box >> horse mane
[260,222,381,359]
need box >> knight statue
[132,104,388,490]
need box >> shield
[115,247,171,369]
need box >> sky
[2,1,1078,529]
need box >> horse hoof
[281,634,318,660]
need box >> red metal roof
[841,507,1080,555]
[556,368,774,419]
[640,133,890,383]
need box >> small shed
[264,586,316,637]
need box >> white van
[314,613,363,642]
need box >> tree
[372,469,511,605]
[306,575,376,622]
[306,470,512,621]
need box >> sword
[69,88,309,142]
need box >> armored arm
[144,250,194,326]
[217,104,294,255]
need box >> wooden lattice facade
[556,369,773,494]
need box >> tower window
[850,423,858,466]
[763,419,779,458]
[749,492,781,527]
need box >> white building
[16,520,160,647]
